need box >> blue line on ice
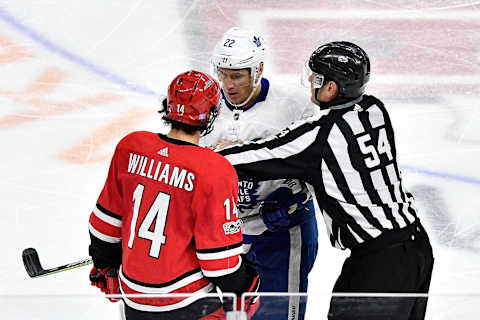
[400,165,480,185]
[1,8,479,186]
[0,7,158,97]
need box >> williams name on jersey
[127,153,196,192]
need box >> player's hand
[260,187,295,231]
[260,187,312,231]
[216,139,243,150]
[260,200,289,232]
[89,266,120,302]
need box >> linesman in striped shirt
[219,42,434,320]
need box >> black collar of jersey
[321,95,364,110]
[222,78,270,112]
[157,133,197,146]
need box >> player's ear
[327,81,339,99]
[258,62,264,75]
[256,62,264,81]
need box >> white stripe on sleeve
[93,206,122,227]
[88,223,121,243]
[201,256,242,277]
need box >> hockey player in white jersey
[200,27,319,320]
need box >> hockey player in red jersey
[88,70,259,320]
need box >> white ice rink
[1,1,479,319]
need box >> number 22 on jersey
[128,184,169,258]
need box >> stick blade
[22,248,45,278]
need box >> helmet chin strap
[225,83,258,109]
[224,67,261,109]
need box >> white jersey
[201,78,318,236]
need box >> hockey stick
[239,213,260,224]
[22,248,92,278]
[22,215,263,278]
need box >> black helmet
[309,41,370,99]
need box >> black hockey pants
[328,221,434,320]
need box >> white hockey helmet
[211,27,267,106]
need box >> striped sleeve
[196,243,244,277]
[219,116,323,183]
[88,145,124,243]
[88,203,122,243]
[193,155,244,278]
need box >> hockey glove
[260,187,294,231]
[260,187,312,232]
[260,201,289,232]
[89,266,120,302]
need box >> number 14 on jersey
[224,197,238,221]
[128,184,169,259]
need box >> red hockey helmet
[166,70,221,129]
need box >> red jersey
[88,131,242,312]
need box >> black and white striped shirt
[219,95,419,250]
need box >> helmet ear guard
[202,102,221,136]
[161,96,168,111]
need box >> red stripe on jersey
[89,212,121,238]
[198,255,240,273]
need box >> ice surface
[1,1,479,319]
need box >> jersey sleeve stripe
[201,255,242,277]
[196,242,243,254]
[199,255,241,271]
[96,202,122,220]
[88,223,121,243]
[196,245,243,260]
[89,213,121,237]
[119,267,206,293]
[93,205,122,227]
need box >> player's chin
[227,93,241,103]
